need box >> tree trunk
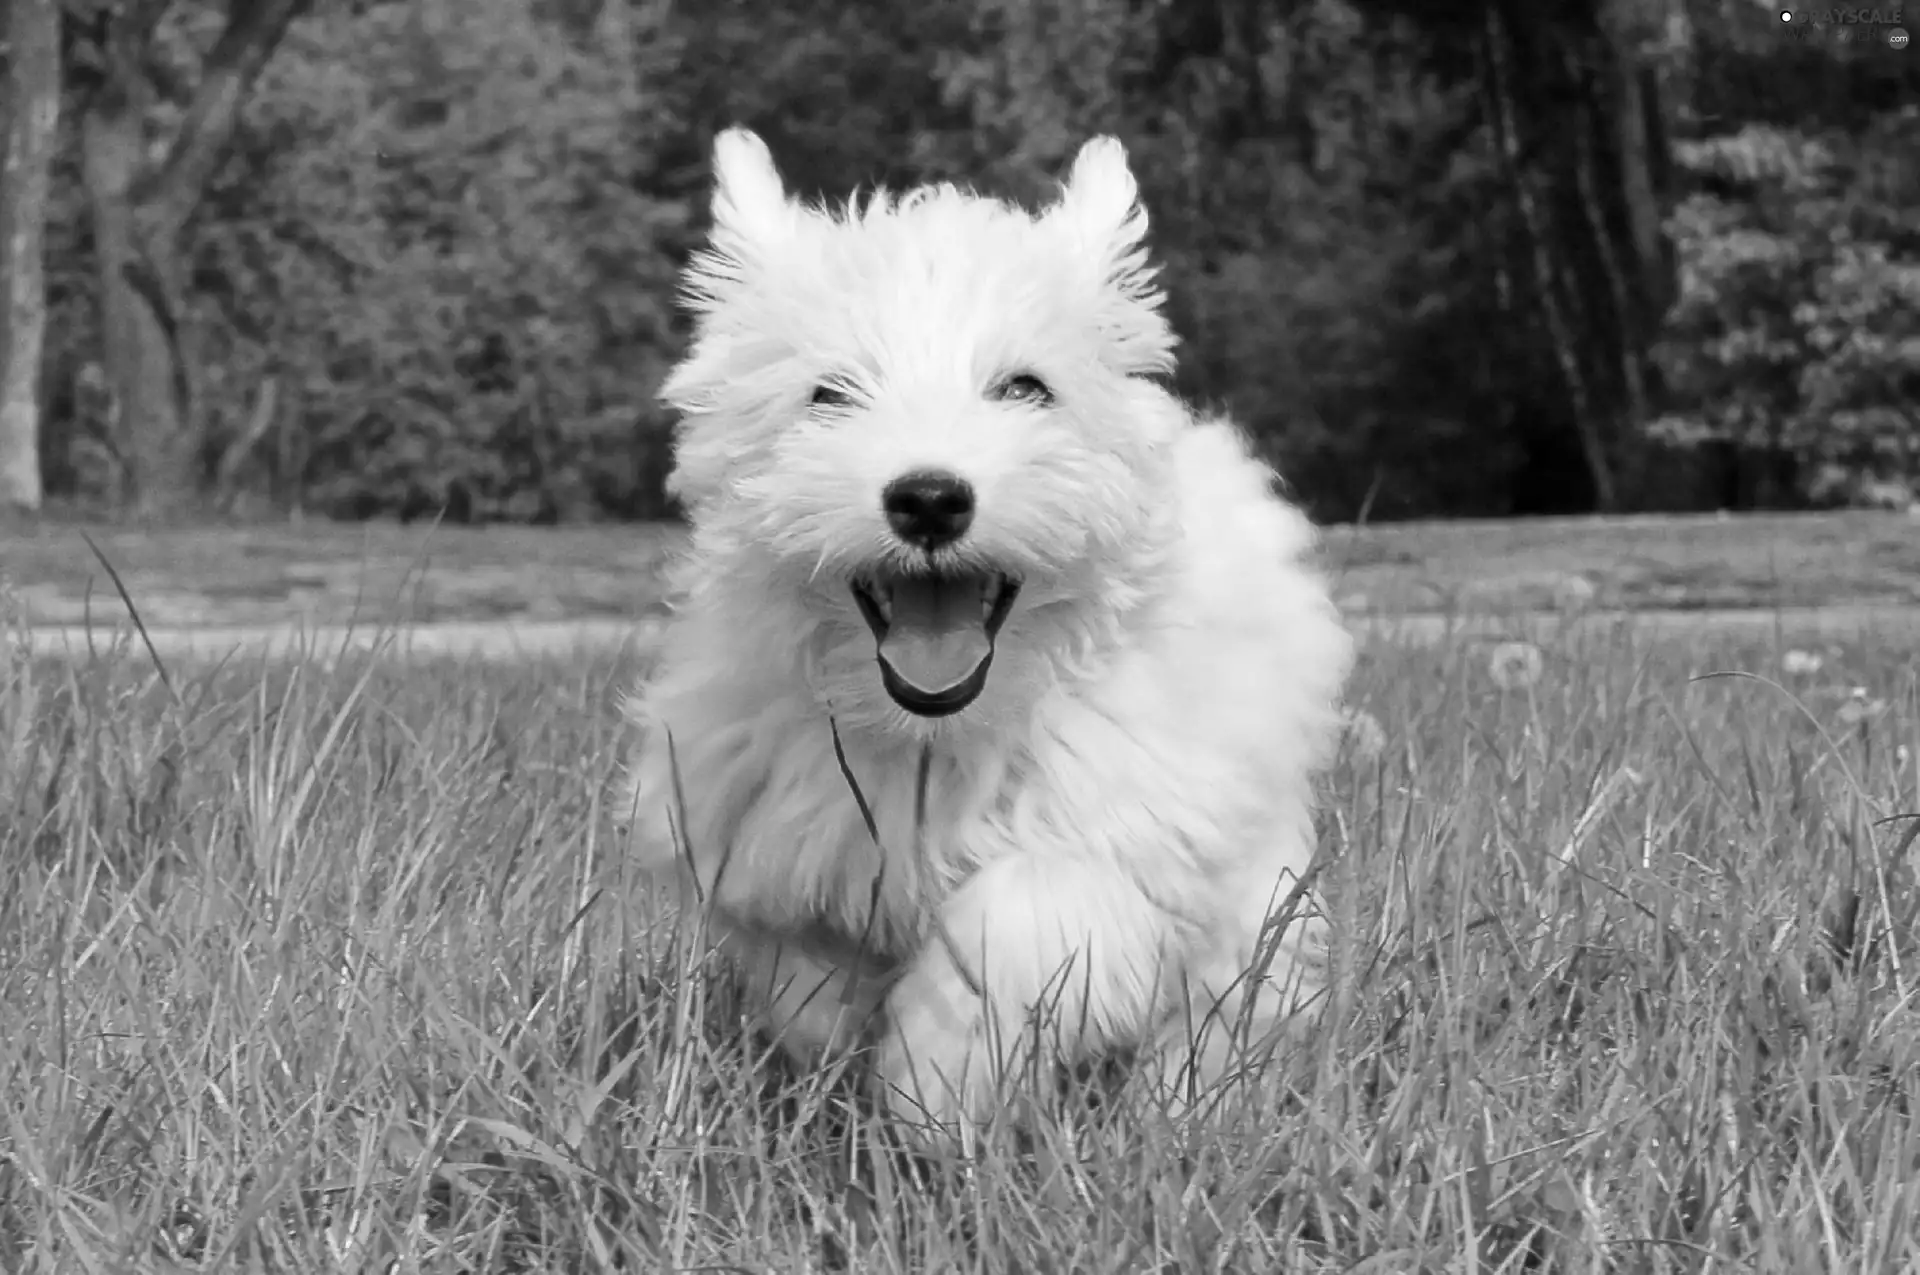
[76,0,311,517]
[82,98,193,514]
[1481,5,1621,512]
[1571,91,1651,436]
[1596,0,1677,326]
[0,0,63,513]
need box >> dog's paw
[873,943,992,1144]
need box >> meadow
[3,599,1918,1271]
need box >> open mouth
[850,569,1021,717]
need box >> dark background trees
[0,0,1914,524]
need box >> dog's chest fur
[689,717,1016,963]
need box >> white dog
[620,128,1352,1140]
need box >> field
[4,556,1919,1271]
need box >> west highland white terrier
[620,128,1353,1142]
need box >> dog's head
[662,129,1183,729]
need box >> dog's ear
[672,128,796,346]
[1052,137,1176,376]
[1055,137,1149,261]
[709,128,794,248]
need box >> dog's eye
[810,384,854,410]
[990,373,1054,407]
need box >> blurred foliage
[1655,111,1920,508]
[186,0,685,520]
[11,0,1920,521]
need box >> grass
[6,508,1920,627]
[4,598,1920,1270]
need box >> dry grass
[4,595,1920,1271]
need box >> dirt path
[17,605,1920,667]
[3,522,684,628]
[15,617,663,664]
[5,509,1918,630]
[7,511,1919,667]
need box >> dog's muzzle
[851,569,1021,717]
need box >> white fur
[620,128,1353,1140]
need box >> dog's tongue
[879,577,991,693]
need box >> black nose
[882,470,975,551]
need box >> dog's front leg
[724,924,894,1064]
[874,853,1190,1139]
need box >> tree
[13,0,1899,521]
[68,0,309,516]
[0,0,63,513]
[1651,120,1920,507]
[933,0,1525,519]
[193,0,684,520]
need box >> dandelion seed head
[1340,707,1388,761]
[1553,574,1598,612]
[1781,649,1824,676]
[1837,689,1887,727]
[1488,640,1545,691]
